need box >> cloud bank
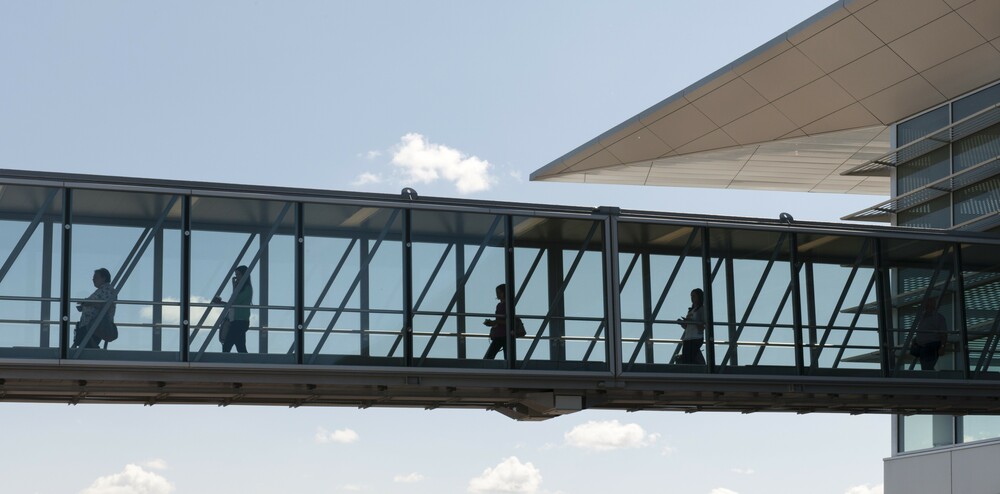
[564,420,660,451]
[80,464,174,494]
[467,456,542,493]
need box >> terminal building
[531,0,1000,491]
[0,1,997,492]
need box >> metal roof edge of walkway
[2,168,998,245]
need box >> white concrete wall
[885,439,1000,494]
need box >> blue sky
[0,2,889,493]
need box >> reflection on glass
[798,234,880,374]
[709,228,796,372]
[513,215,607,371]
[882,238,960,376]
[618,222,705,371]
[410,210,504,367]
[69,189,182,361]
[958,242,1000,376]
[189,196,295,364]
[901,414,955,452]
[303,204,403,365]
[0,185,63,358]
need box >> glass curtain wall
[0,185,63,358]
[188,195,296,364]
[512,215,608,371]
[798,233,881,375]
[302,204,404,366]
[410,210,505,368]
[617,222,706,372]
[69,189,182,361]
[709,228,797,374]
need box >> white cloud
[363,150,382,160]
[509,170,524,181]
[139,296,218,327]
[845,484,884,494]
[315,427,360,444]
[710,489,739,494]
[142,459,168,471]
[393,473,424,483]
[341,485,367,492]
[564,420,660,451]
[353,172,383,186]
[731,468,754,475]
[80,464,174,494]
[467,456,542,494]
[391,133,495,194]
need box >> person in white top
[676,288,706,365]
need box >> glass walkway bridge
[1,169,998,420]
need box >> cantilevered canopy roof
[532,0,1000,194]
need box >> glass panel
[189,196,296,364]
[962,416,1000,444]
[955,176,1000,226]
[617,222,706,372]
[0,185,63,358]
[882,238,960,377]
[709,228,796,373]
[896,147,950,195]
[68,189,181,361]
[302,204,403,366]
[410,210,504,368]
[897,105,949,146]
[958,241,1000,376]
[901,414,955,452]
[513,216,607,371]
[952,82,1000,121]
[798,234,880,374]
[898,195,951,228]
[953,122,1000,173]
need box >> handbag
[218,319,230,343]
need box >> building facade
[531,1,1000,492]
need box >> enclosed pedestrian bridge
[1,169,999,420]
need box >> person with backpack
[482,283,525,359]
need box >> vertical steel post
[789,233,804,374]
[604,211,622,375]
[153,227,164,352]
[504,215,516,369]
[641,252,653,364]
[259,230,270,354]
[402,209,413,367]
[804,261,818,370]
[360,238,371,357]
[180,195,191,362]
[873,238,892,377]
[701,227,716,373]
[954,242,970,379]
[59,189,72,360]
[456,240,467,360]
[41,220,53,348]
[724,254,737,367]
[547,248,565,364]
[295,202,305,364]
